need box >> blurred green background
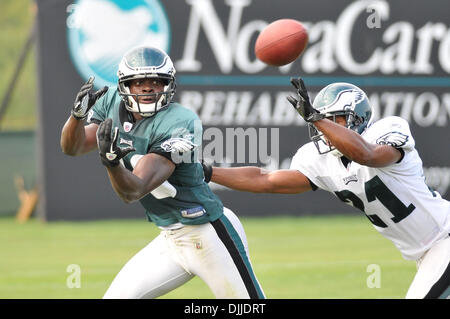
[0,0,37,131]
[0,0,37,216]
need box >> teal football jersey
[88,87,224,226]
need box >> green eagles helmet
[309,82,373,156]
[117,46,176,117]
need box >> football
[255,19,308,66]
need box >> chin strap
[126,92,170,117]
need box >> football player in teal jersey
[60,46,265,299]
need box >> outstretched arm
[286,77,402,168]
[211,166,312,194]
[313,119,402,167]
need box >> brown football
[255,19,308,66]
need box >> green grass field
[0,215,416,299]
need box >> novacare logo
[175,0,450,75]
[66,0,171,88]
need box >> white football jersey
[290,116,450,260]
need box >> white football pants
[103,208,265,299]
[406,235,450,299]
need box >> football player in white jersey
[202,78,450,299]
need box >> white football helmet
[117,46,176,117]
[310,82,373,156]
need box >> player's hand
[286,77,324,122]
[96,118,135,168]
[201,160,212,183]
[71,76,108,120]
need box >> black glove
[201,160,213,183]
[96,118,135,168]
[71,76,108,120]
[286,77,325,122]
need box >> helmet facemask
[118,76,176,117]
[308,110,365,156]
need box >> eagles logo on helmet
[117,46,176,117]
